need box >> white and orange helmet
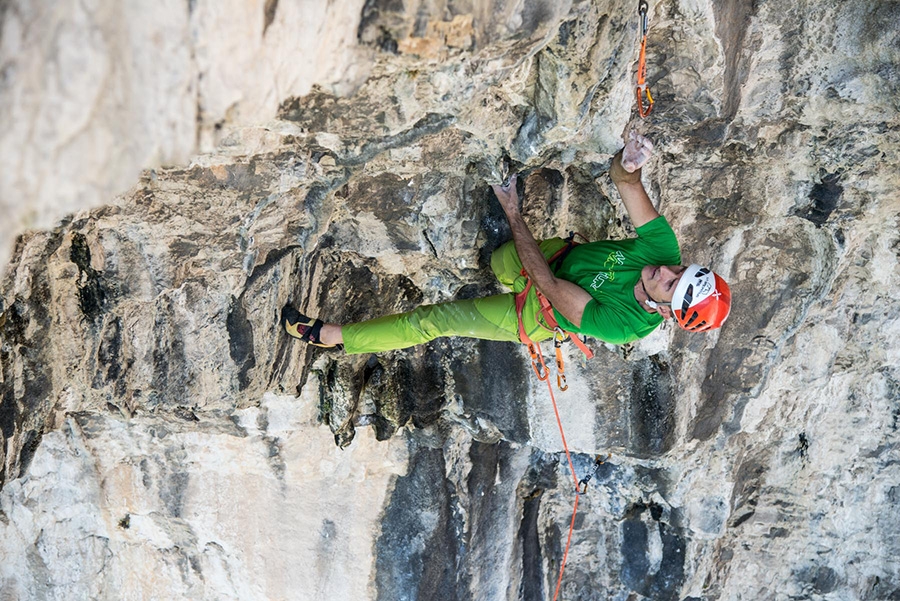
[671,265,731,332]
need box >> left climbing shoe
[281,305,335,348]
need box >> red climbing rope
[512,236,599,599]
[635,0,654,118]
[530,343,581,601]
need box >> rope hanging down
[533,345,582,601]
[534,357,609,601]
[514,237,605,601]
[636,0,654,118]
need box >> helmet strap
[640,280,670,313]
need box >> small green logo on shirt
[590,251,625,290]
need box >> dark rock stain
[517,451,558,601]
[149,297,189,408]
[303,182,331,220]
[478,187,512,269]
[621,518,650,589]
[345,113,455,166]
[140,458,152,489]
[0,376,18,440]
[17,428,43,475]
[729,459,764,528]
[314,519,338,583]
[691,346,751,441]
[713,0,759,122]
[794,565,840,595]
[168,238,199,260]
[692,229,819,440]
[245,245,302,291]
[691,118,730,145]
[189,555,202,577]
[344,172,425,252]
[558,19,575,47]
[92,316,124,395]
[630,354,676,457]
[375,445,460,601]
[70,233,107,322]
[263,0,278,35]
[519,1,554,39]
[358,0,403,52]
[796,172,843,227]
[162,467,189,518]
[227,295,257,391]
[518,490,545,601]
[621,502,686,601]
[0,231,63,487]
[403,347,449,430]
[797,432,809,459]
[451,339,530,443]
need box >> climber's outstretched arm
[492,175,592,327]
[609,132,660,228]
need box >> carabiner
[528,344,549,381]
[553,327,567,346]
[636,84,654,118]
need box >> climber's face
[640,265,687,303]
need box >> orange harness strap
[514,240,594,385]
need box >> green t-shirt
[552,216,682,344]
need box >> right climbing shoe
[281,305,335,348]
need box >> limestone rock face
[0,0,371,271]
[2,0,900,600]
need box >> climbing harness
[514,234,606,601]
[514,233,595,387]
[635,0,654,118]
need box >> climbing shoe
[281,305,335,348]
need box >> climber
[281,133,731,353]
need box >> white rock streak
[0,390,408,600]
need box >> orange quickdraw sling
[635,0,654,118]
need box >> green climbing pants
[342,238,568,354]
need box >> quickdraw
[554,328,568,391]
[577,454,611,493]
[636,0,654,118]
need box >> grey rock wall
[1,0,899,599]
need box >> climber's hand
[621,131,654,173]
[491,173,520,215]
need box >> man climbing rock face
[282,133,731,353]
